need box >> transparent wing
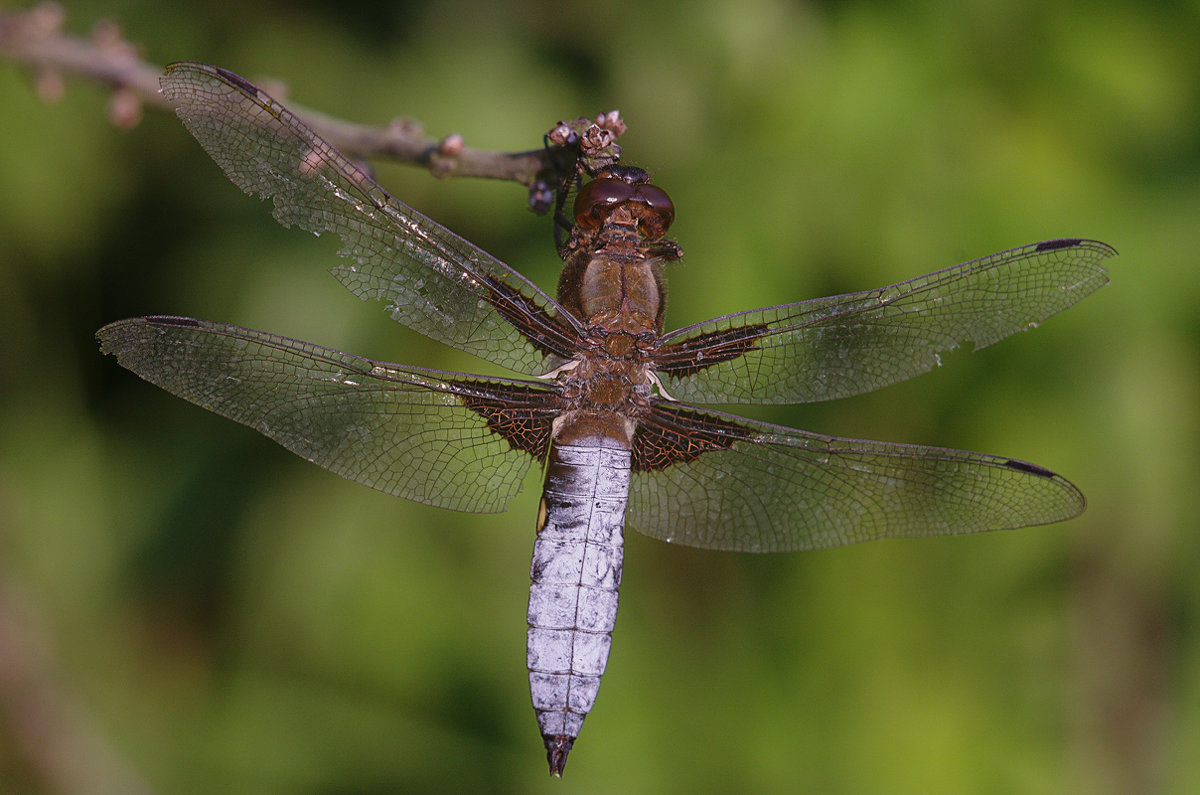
[160,61,583,376]
[97,316,559,513]
[655,239,1113,404]
[627,402,1083,552]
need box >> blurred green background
[1,0,1197,792]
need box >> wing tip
[1002,457,1088,519]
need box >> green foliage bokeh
[2,1,1197,792]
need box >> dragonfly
[97,62,1113,776]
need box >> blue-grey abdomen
[527,441,630,774]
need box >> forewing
[655,239,1113,404]
[97,316,558,513]
[627,403,1084,552]
[159,61,582,376]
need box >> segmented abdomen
[527,441,630,772]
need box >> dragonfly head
[573,165,674,240]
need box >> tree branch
[0,2,626,207]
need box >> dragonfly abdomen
[527,440,630,776]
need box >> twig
[0,2,626,204]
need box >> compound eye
[573,177,633,229]
[630,184,674,233]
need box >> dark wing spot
[456,381,557,459]
[654,323,771,377]
[145,315,203,328]
[1003,458,1056,478]
[632,405,751,472]
[481,275,580,360]
[1035,238,1082,252]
